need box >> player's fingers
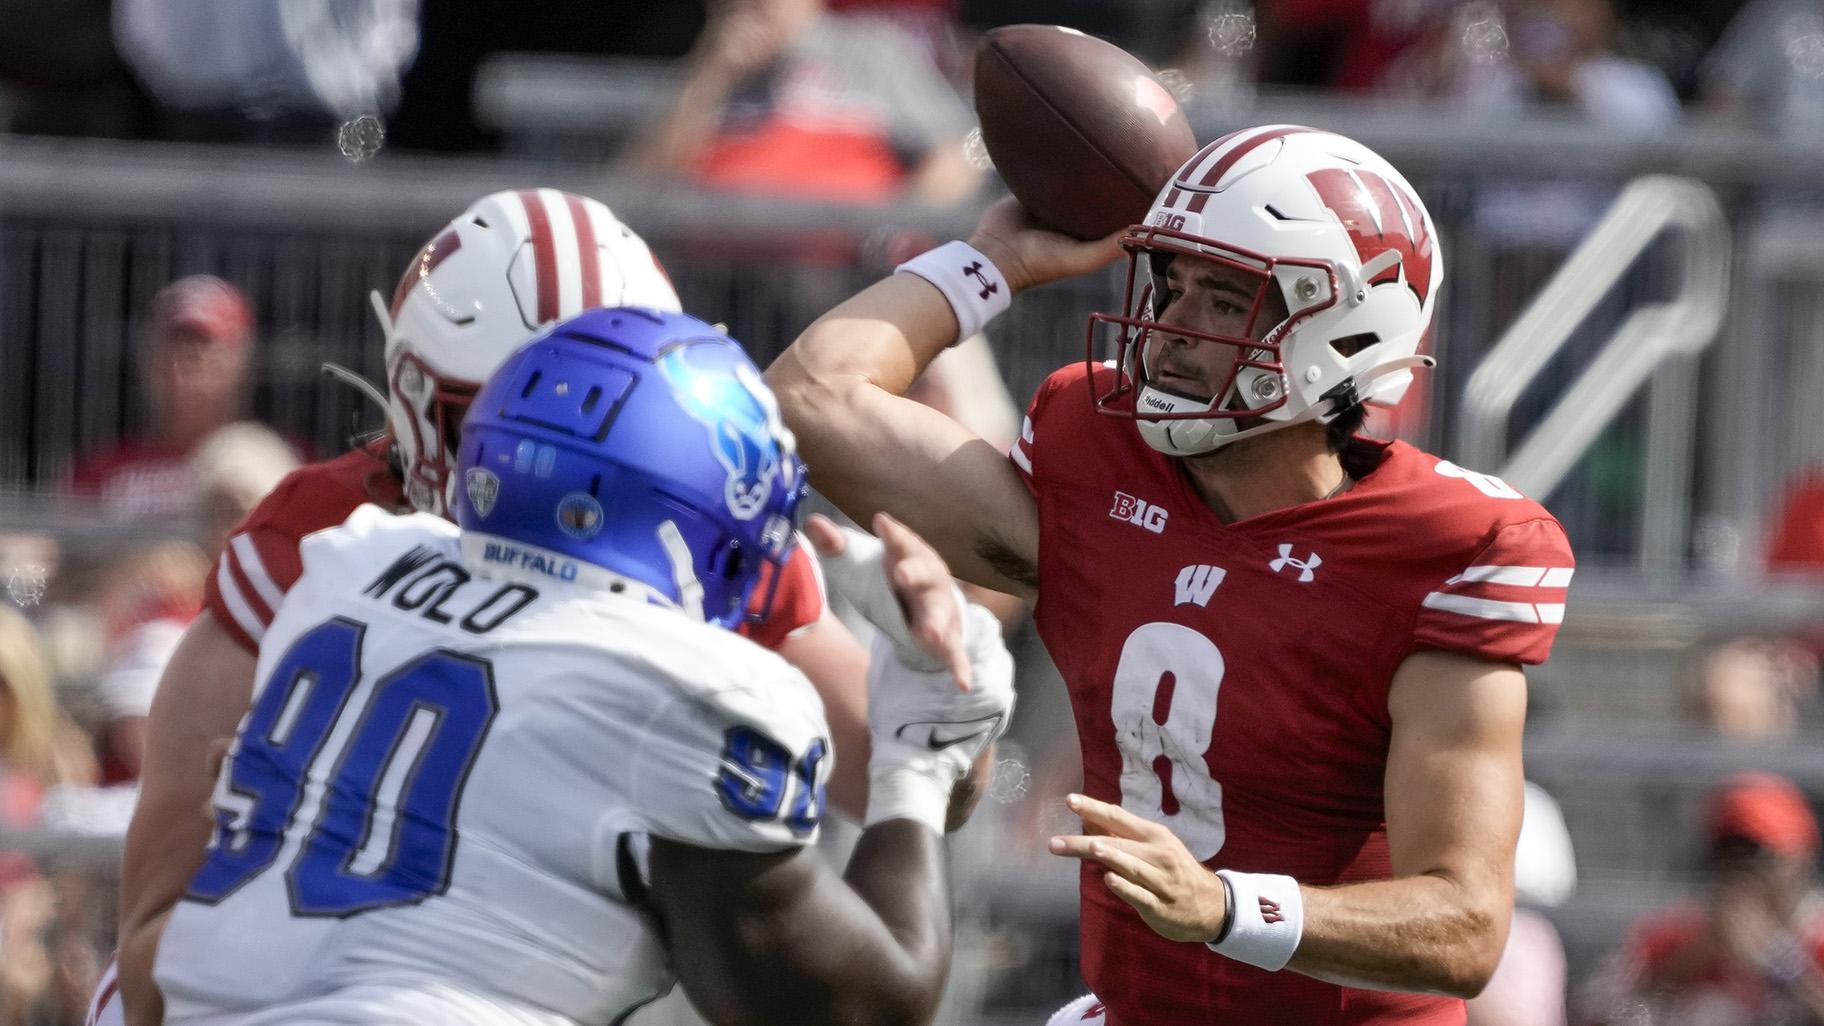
[1047,834,1105,861]
[1102,871,1159,915]
[803,514,847,558]
[1066,793,1161,840]
[1081,839,1168,895]
[875,513,972,689]
[877,513,947,591]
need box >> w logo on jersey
[1173,564,1226,607]
[659,349,790,521]
[1306,168,1434,305]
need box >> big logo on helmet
[1305,168,1434,305]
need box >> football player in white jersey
[148,307,1014,1025]
[102,191,997,1026]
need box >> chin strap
[1348,354,1435,397]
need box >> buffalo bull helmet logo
[658,346,793,521]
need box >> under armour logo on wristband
[963,261,1000,300]
[1259,897,1284,924]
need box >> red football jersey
[205,442,824,655]
[1012,363,1574,1026]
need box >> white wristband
[895,241,1012,344]
[1206,870,1304,971]
[864,761,952,834]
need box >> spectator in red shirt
[1768,473,1824,574]
[1580,772,1824,1025]
[71,275,274,517]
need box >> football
[973,24,1199,240]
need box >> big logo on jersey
[658,347,788,521]
[1305,168,1434,305]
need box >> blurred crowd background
[5,0,1824,1023]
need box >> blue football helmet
[453,307,806,629]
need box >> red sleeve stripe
[224,548,274,625]
[215,556,269,645]
[231,534,286,611]
[1009,415,1035,476]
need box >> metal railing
[1456,176,1731,578]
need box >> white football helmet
[373,188,682,515]
[1089,125,1442,456]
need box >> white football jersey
[155,506,831,1026]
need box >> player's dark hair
[1325,401,1367,453]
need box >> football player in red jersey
[100,189,991,1026]
[770,125,1575,1024]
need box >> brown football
[974,24,1199,240]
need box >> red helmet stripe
[517,189,560,323]
[1185,125,1309,214]
[566,193,603,309]
[389,229,462,321]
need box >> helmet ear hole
[1329,333,1379,358]
[708,539,748,582]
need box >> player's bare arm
[766,198,1120,598]
[649,820,951,1026]
[1052,650,1526,999]
[116,610,256,1026]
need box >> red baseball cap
[150,275,252,346]
[1708,772,1820,857]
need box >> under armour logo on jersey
[962,261,1000,301]
[1269,544,1322,582]
[1173,564,1226,607]
[1110,491,1168,534]
[1259,897,1285,924]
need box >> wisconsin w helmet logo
[658,347,789,521]
[1306,168,1435,305]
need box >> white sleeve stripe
[1422,591,1544,624]
[1010,415,1036,473]
[1009,439,1033,474]
[1447,565,1546,586]
[215,558,268,644]
[230,534,285,611]
[1443,565,1576,589]
[1537,603,1566,624]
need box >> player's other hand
[966,196,1125,294]
[806,512,971,688]
[1050,793,1230,943]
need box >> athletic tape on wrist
[864,761,953,834]
[895,241,1012,344]
[1206,870,1304,971]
